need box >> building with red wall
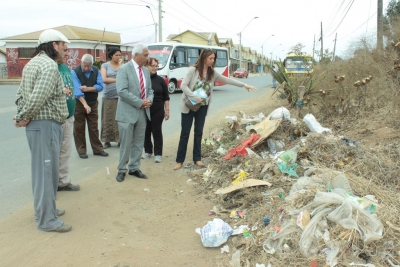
[1,25,135,78]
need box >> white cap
[38,29,70,45]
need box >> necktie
[138,66,146,99]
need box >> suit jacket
[180,67,245,114]
[115,60,154,123]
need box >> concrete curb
[0,79,21,85]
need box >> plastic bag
[229,250,241,267]
[195,218,233,247]
[189,88,208,105]
[310,189,383,244]
[277,162,299,178]
[299,207,333,257]
[269,107,291,120]
[303,113,332,134]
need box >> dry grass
[187,40,400,267]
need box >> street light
[239,16,258,69]
[146,5,157,42]
[261,34,274,73]
[270,44,282,67]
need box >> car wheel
[168,81,176,94]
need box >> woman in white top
[174,49,255,170]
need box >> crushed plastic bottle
[279,145,301,165]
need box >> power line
[325,0,355,37]
[61,0,146,6]
[180,0,234,34]
[162,2,205,32]
[110,24,155,32]
[325,0,348,34]
[338,0,390,40]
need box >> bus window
[170,49,186,69]
[187,48,199,66]
[148,45,172,69]
[216,50,228,67]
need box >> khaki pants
[59,116,74,187]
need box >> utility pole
[158,0,162,42]
[312,34,315,60]
[320,22,323,62]
[377,0,383,50]
[332,33,337,61]
[261,45,264,73]
[239,32,242,68]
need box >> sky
[0,0,391,60]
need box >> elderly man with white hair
[115,43,153,182]
[71,54,107,159]
[14,29,72,233]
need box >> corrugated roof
[2,25,120,44]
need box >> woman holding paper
[174,49,256,170]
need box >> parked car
[233,68,248,78]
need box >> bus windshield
[285,56,313,71]
[148,45,172,69]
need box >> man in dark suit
[72,54,108,159]
[115,43,153,182]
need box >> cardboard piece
[248,116,282,149]
[215,179,272,195]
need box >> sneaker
[154,155,162,163]
[141,153,152,159]
[49,224,72,233]
[56,209,65,216]
[58,184,80,191]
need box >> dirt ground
[2,84,397,267]
[0,87,277,267]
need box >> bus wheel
[168,81,176,94]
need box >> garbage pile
[190,108,400,267]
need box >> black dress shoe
[94,151,109,157]
[128,170,147,179]
[116,172,126,182]
[79,153,88,159]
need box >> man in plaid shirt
[14,29,72,233]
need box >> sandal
[174,163,183,170]
[194,161,205,167]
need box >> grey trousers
[117,110,146,173]
[26,120,64,231]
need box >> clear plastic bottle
[279,145,301,165]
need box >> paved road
[0,74,273,220]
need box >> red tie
[138,66,146,99]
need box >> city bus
[147,42,230,93]
[283,52,313,79]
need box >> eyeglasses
[149,65,158,68]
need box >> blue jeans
[272,78,277,88]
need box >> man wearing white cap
[14,29,72,233]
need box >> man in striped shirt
[14,29,72,233]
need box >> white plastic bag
[303,114,332,134]
[195,218,233,247]
[189,88,208,104]
[269,107,290,120]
